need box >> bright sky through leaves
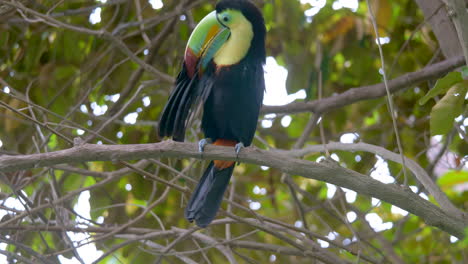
[149,0,163,10]
[89,8,101,24]
[332,0,359,11]
[59,191,103,263]
[263,57,306,106]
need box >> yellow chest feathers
[214,13,253,66]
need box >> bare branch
[283,141,463,219]
[261,55,465,114]
[446,0,468,65]
[415,0,463,58]
[0,140,466,237]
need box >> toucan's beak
[184,11,230,77]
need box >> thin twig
[367,0,409,185]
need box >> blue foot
[198,138,213,153]
[234,142,245,158]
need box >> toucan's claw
[235,142,244,158]
[198,138,213,153]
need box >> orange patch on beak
[213,139,237,169]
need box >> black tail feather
[173,77,197,141]
[158,77,187,138]
[185,162,234,227]
[158,65,197,141]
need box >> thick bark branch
[261,55,465,114]
[446,0,468,65]
[415,0,463,59]
[0,140,466,238]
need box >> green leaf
[54,65,77,80]
[419,71,463,105]
[364,110,380,126]
[262,3,274,29]
[462,66,468,80]
[430,81,468,135]
[0,31,9,47]
[47,134,57,149]
[318,186,328,200]
[463,227,468,246]
[437,170,468,190]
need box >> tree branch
[261,55,465,114]
[446,0,468,65]
[282,141,463,219]
[415,0,463,58]
[0,140,466,237]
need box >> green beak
[185,11,231,76]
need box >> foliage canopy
[0,0,467,263]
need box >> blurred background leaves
[0,0,467,263]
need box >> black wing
[158,65,197,141]
[158,63,214,141]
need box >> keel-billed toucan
[158,0,266,227]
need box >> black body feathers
[158,0,266,227]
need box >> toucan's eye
[220,13,231,23]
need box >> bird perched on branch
[158,0,266,227]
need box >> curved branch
[0,140,466,238]
[282,142,463,219]
[261,55,465,114]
